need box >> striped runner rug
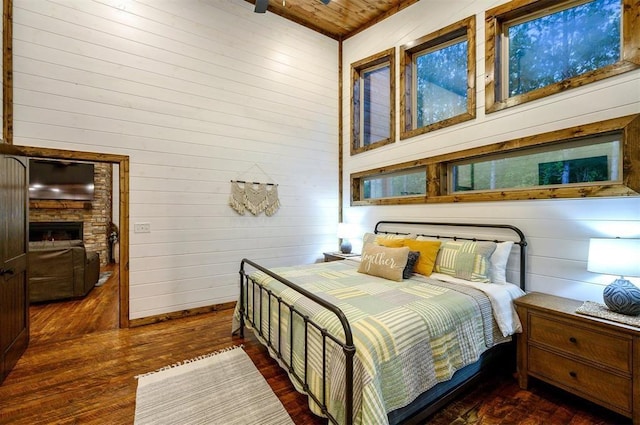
[134,345,294,425]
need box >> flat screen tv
[29,159,95,201]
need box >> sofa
[28,240,100,303]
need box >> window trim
[351,114,640,205]
[485,0,640,114]
[350,48,395,155]
[399,15,476,140]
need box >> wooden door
[0,149,29,384]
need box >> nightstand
[514,292,639,424]
[323,252,360,262]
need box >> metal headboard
[373,221,528,289]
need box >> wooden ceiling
[245,0,419,40]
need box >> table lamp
[587,238,640,315]
[337,223,355,254]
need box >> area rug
[134,345,294,425]
[95,271,112,287]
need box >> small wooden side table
[323,252,360,262]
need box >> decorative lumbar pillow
[489,241,514,284]
[403,251,421,279]
[358,245,410,282]
[435,241,497,282]
[402,239,442,276]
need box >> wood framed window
[449,135,622,194]
[351,114,640,205]
[352,165,427,203]
[485,0,640,113]
[400,16,476,140]
[350,48,395,155]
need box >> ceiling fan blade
[320,0,330,4]
[255,0,268,13]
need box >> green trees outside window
[363,168,426,200]
[451,137,620,193]
[507,0,621,97]
[415,39,469,127]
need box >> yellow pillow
[375,237,406,248]
[402,239,441,276]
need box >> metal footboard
[238,258,356,425]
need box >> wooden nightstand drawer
[529,345,632,414]
[529,314,631,373]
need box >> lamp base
[340,240,352,254]
[603,278,640,316]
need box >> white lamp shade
[587,238,640,278]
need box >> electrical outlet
[134,222,151,233]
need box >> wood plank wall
[11,0,339,319]
[341,0,640,303]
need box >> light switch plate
[134,222,151,233]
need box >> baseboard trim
[129,301,236,328]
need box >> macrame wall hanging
[229,164,280,216]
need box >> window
[362,167,426,200]
[450,136,621,193]
[351,162,429,204]
[485,0,639,113]
[351,48,395,155]
[351,114,640,206]
[400,16,476,139]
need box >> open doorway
[14,146,130,335]
[27,159,119,342]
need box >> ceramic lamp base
[340,240,352,254]
[603,278,640,316]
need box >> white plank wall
[342,0,640,303]
[12,0,339,319]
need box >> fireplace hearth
[29,221,83,242]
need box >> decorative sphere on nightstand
[603,278,640,316]
[588,238,640,316]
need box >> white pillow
[489,241,514,284]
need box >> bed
[233,221,528,425]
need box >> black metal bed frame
[237,221,527,425]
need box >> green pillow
[435,241,496,282]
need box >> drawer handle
[569,371,577,378]
[569,337,577,344]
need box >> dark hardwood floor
[0,268,630,424]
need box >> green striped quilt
[237,260,508,425]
